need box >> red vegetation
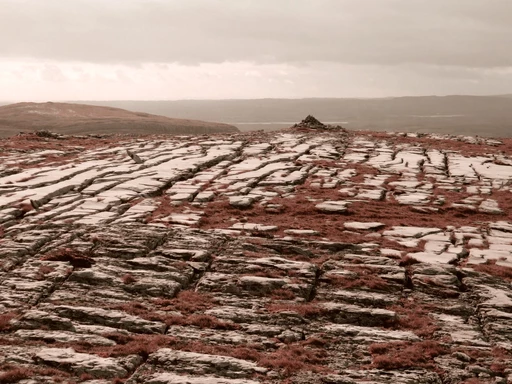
[40,248,95,268]
[399,255,422,267]
[266,303,326,318]
[152,290,215,314]
[370,340,448,370]
[490,347,512,374]
[77,332,263,363]
[0,312,17,332]
[471,259,512,282]
[270,288,297,300]
[121,273,137,284]
[362,131,512,156]
[0,364,70,384]
[388,299,438,337]
[259,343,329,376]
[165,314,239,330]
[35,265,55,280]
[326,266,392,292]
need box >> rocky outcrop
[0,128,512,383]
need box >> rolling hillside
[0,102,239,137]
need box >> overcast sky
[1,0,511,101]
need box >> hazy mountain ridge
[76,95,512,137]
[0,102,239,138]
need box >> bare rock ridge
[0,124,512,383]
[0,102,239,138]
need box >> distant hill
[78,95,512,137]
[0,102,239,138]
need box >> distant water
[411,115,465,118]
[233,122,348,132]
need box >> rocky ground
[1,121,512,383]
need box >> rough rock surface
[1,126,512,383]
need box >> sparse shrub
[154,290,215,314]
[399,255,421,267]
[0,365,33,383]
[388,299,438,337]
[259,344,329,376]
[370,340,448,369]
[325,266,392,292]
[270,288,296,300]
[165,314,239,330]
[266,303,326,318]
[121,273,137,284]
[0,312,17,332]
[40,248,95,268]
[471,259,512,282]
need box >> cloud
[0,0,511,67]
[2,59,511,101]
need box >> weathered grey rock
[148,349,267,378]
[315,200,349,213]
[34,348,129,378]
[143,373,261,384]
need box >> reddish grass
[79,333,263,363]
[362,131,512,156]
[145,195,174,222]
[0,312,17,332]
[266,303,326,318]
[38,265,55,275]
[370,340,448,370]
[490,347,512,374]
[259,344,329,376]
[0,366,31,383]
[349,163,380,184]
[152,290,215,314]
[471,259,512,282]
[270,288,297,300]
[165,314,239,330]
[0,364,71,383]
[388,300,438,337]
[34,264,56,280]
[247,269,288,279]
[399,255,422,267]
[121,273,137,284]
[85,333,178,358]
[40,248,95,268]
[325,266,392,292]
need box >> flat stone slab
[315,200,349,213]
[383,226,442,238]
[231,223,278,232]
[229,196,255,208]
[34,348,130,378]
[406,251,458,264]
[145,373,261,384]
[344,221,385,231]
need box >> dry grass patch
[471,259,512,282]
[325,266,392,292]
[40,248,95,268]
[259,343,330,376]
[369,340,448,370]
[388,299,438,337]
[0,312,18,332]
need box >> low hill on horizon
[76,95,512,137]
[0,102,239,137]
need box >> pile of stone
[292,115,344,131]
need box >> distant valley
[73,95,512,137]
[0,102,238,138]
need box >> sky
[1,0,512,101]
